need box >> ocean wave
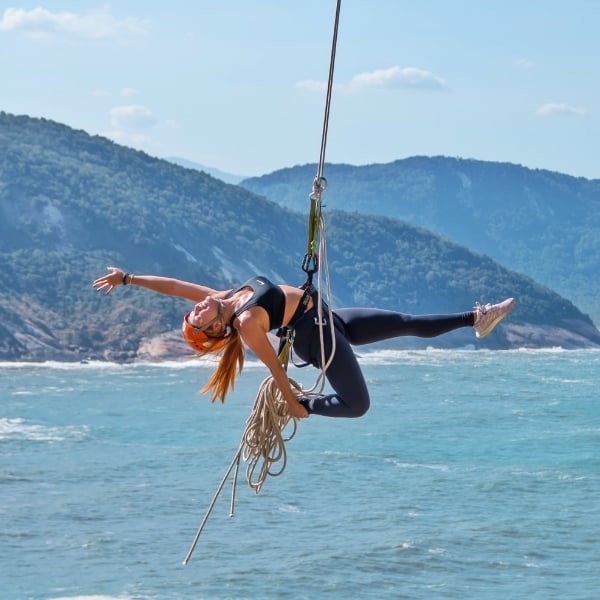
[0,357,268,371]
[0,417,90,442]
[49,596,137,600]
[385,457,452,472]
[354,347,509,367]
[0,347,597,373]
[512,346,569,353]
[0,360,128,371]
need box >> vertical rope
[306,0,342,260]
[301,0,342,386]
[182,2,343,565]
[316,0,342,183]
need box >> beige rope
[184,1,342,565]
[242,376,300,493]
[183,376,303,564]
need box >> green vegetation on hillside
[0,112,598,360]
[242,157,600,325]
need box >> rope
[183,2,342,565]
[278,221,337,394]
[182,447,242,566]
[303,0,341,260]
[285,0,342,381]
[241,376,299,493]
[304,0,341,382]
[316,0,342,183]
[183,376,302,565]
[301,213,337,396]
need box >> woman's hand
[286,397,309,419]
[92,266,125,295]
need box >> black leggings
[291,306,474,418]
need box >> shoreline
[1,345,599,369]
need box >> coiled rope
[183,376,302,565]
[242,376,300,493]
[183,0,342,565]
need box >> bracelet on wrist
[122,273,130,286]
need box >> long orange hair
[201,328,245,402]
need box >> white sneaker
[473,298,515,339]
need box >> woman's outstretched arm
[92,266,223,303]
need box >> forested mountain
[1,112,598,362]
[241,158,600,325]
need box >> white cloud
[120,87,138,97]
[296,66,447,94]
[109,104,157,130]
[348,66,447,91]
[0,6,147,39]
[536,103,589,118]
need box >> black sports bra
[228,276,286,331]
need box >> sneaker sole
[476,298,516,339]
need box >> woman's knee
[347,394,370,418]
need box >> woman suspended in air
[93,267,515,420]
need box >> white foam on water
[0,417,89,442]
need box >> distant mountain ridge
[165,156,247,184]
[0,112,599,361]
[241,158,600,325]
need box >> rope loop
[241,376,300,493]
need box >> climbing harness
[183,0,342,565]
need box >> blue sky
[1,1,598,179]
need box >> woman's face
[187,297,224,335]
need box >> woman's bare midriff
[279,284,314,327]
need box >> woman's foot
[474,298,516,338]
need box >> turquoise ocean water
[1,349,599,600]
